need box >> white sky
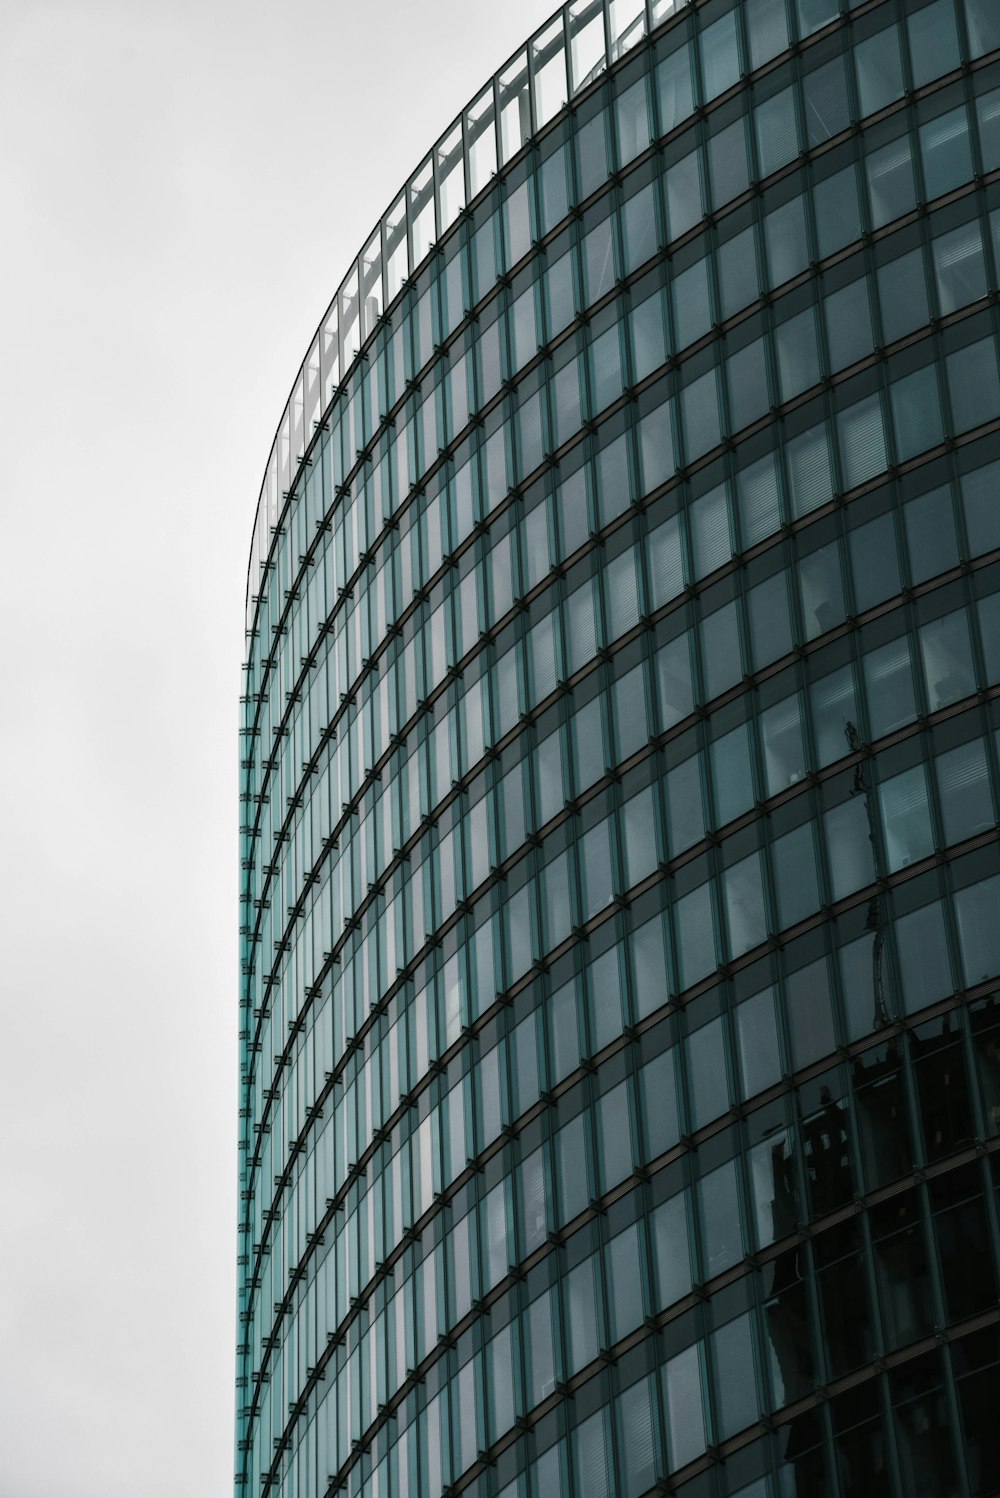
[0,1,557,1492]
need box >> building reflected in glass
[238,2,1000,1495]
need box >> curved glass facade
[238,3,1000,1497]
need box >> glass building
[237,2,1000,1495]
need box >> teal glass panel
[896,901,954,1013]
[954,874,1000,984]
[866,134,916,228]
[919,105,973,201]
[891,365,944,461]
[701,10,740,102]
[776,308,821,401]
[663,1343,707,1470]
[946,336,1000,432]
[919,610,976,709]
[826,281,868,374]
[773,822,821,928]
[710,117,751,208]
[907,0,961,87]
[745,0,789,71]
[966,0,1000,54]
[737,985,782,1098]
[814,164,862,258]
[765,194,810,287]
[656,43,694,134]
[803,54,850,147]
[961,459,1000,554]
[879,765,934,871]
[755,86,799,178]
[665,150,704,239]
[878,246,931,343]
[717,225,760,319]
[865,636,917,738]
[904,485,959,584]
[855,24,904,117]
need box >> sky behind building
[0,2,556,1492]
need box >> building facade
[238,2,1000,1496]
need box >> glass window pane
[712,1313,759,1438]
[787,423,834,518]
[919,105,973,200]
[979,592,1000,684]
[946,336,1000,433]
[710,117,750,209]
[681,367,721,461]
[864,636,916,738]
[665,150,704,239]
[955,874,1000,985]
[798,540,845,641]
[725,850,768,955]
[933,221,987,315]
[690,481,733,578]
[960,459,1000,556]
[796,0,838,38]
[826,280,868,374]
[878,246,930,343]
[630,290,667,381]
[765,194,809,287]
[965,0,1000,57]
[824,796,876,900]
[622,181,657,272]
[811,662,857,765]
[936,738,992,843]
[701,11,740,101]
[656,632,694,727]
[896,900,954,1014]
[919,610,976,709]
[748,571,793,669]
[663,1342,706,1471]
[904,485,959,584]
[675,881,716,988]
[727,337,769,432]
[850,510,902,611]
[776,307,821,400]
[717,225,760,319]
[711,722,755,824]
[673,257,712,349]
[855,24,904,117]
[755,86,799,178]
[760,693,806,795]
[891,364,944,462]
[785,957,836,1068]
[879,764,934,871]
[616,78,650,165]
[665,753,706,855]
[866,134,916,228]
[699,1158,743,1276]
[838,393,887,490]
[773,821,821,927]
[616,1379,657,1498]
[688,1015,729,1129]
[814,163,862,258]
[651,1190,692,1308]
[656,43,694,134]
[738,450,782,545]
[640,1047,680,1154]
[803,54,850,147]
[746,0,789,70]
[736,986,782,1098]
[907,0,961,88]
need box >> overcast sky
[0,1,557,1491]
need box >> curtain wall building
[238,2,1000,1495]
